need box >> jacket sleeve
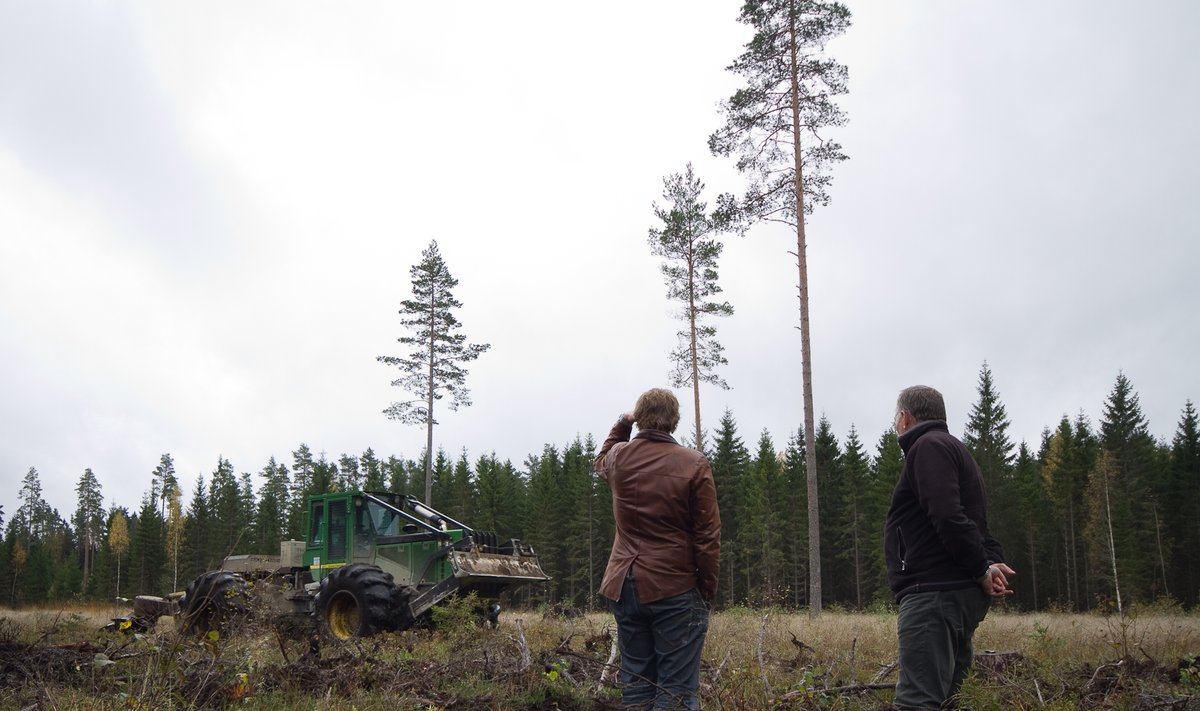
[690,458,721,600]
[908,439,990,579]
[594,416,633,482]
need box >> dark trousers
[608,573,709,710]
[895,587,991,710]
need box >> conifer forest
[4,365,1198,615]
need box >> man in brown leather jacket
[595,388,721,710]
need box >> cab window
[328,500,347,559]
[308,502,325,545]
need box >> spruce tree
[361,448,385,490]
[710,0,851,616]
[429,449,454,512]
[378,239,491,504]
[337,454,361,491]
[385,455,413,495]
[560,438,596,606]
[1098,373,1160,602]
[577,435,612,610]
[742,430,786,605]
[255,457,290,555]
[838,426,873,609]
[181,475,210,580]
[130,493,166,595]
[963,363,1017,567]
[781,430,809,607]
[813,416,843,606]
[311,452,336,495]
[208,457,243,563]
[1165,401,1200,606]
[1040,416,1096,609]
[870,429,904,604]
[647,163,734,451]
[475,453,525,535]
[709,409,750,606]
[445,450,477,526]
[524,445,567,605]
[237,470,256,551]
[1011,442,1053,610]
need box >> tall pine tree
[73,468,105,593]
[710,0,851,616]
[378,239,491,504]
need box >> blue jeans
[608,572,710,710]
[895,587,991,710]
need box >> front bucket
[448,550,550,585]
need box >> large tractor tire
[180,571,250,635]
[316,564,407,640]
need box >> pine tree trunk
[425,284,436,505]
[81,535,91,593]
[690,312,702,451]
[788,1,821,618]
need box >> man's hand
[622,411,635,424]
[978,563,1016,597]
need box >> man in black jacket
[884,385,1016,710]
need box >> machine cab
[303,491,466,584]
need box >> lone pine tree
[648,163,735,451]
[710,0,851,615]
[378,240,490,504]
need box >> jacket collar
[898,419,948,455]
[634,429,679,445]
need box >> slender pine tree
[378,240,491,505]
[648,163,734,451]
[710,0,851,616]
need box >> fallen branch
[712,648,732,683]
[870,660,897,684]
[1085,659,1124,692]
[778,681,895,701]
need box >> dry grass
[0,602,1197,709]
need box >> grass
[0,600,1197,709]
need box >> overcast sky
[2,1,1197,521]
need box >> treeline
[2,365,1197,613]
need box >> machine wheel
[180,571,249,635]
[316,564,405,640]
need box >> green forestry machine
[116,491,548,640]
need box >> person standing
[884,385,1016,710]
[595,388,721,710]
